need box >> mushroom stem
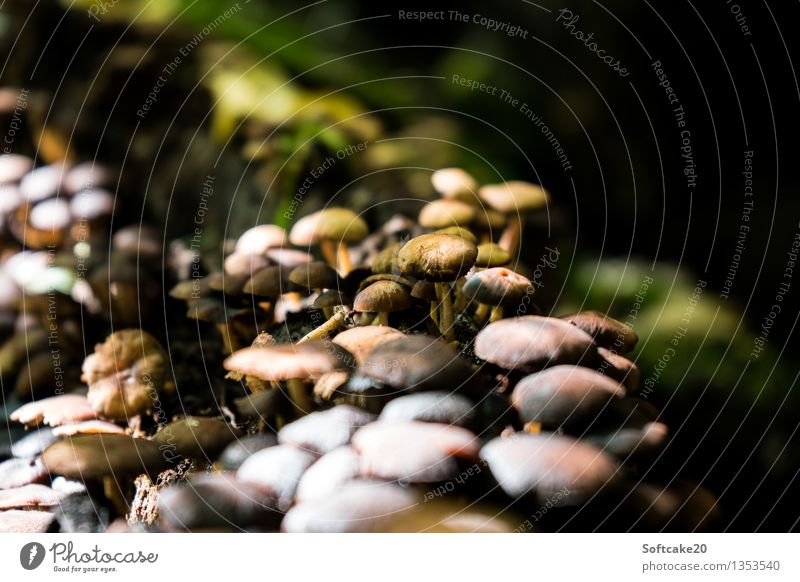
[216,323,237,354]
[498,215,522,257]
[336,242,352,277]
[378,312,390,326]
[474,303,489,324]
[489,305,504,322]
[297,306,347,343]
[104,476,130,517]
[435,282,455,342]
[286,378,312,416]
[429,301,439,327]
[320,239,339,271]
[453,278,467,312]
[322,306,333,319]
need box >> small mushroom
[81,330,168,422]
[418,199,476,230]
[474,316,599,372]
[397,233,477,341]
[278,405,375,455]
[0,457,48,489]
[289,208,368,276]
[379,391,476,428]
[462,267,532,323]
[314,290,351,319]
[236,444,318,511]
[63,162,111,193]
[153,417,240,464]
[560,310,639,354]
[294,446,361,504]
[353,280,412,326]
[474,243,510,268]
[479,181,549,256]
[511,365,626,432]
[223,252,270,278]
[431,167,479,205]
[10,394,97,427]
[224,342,354,415]
[0,484,68,509]
[331,326,404,365]
[352,421,479,483]
[597,346,640,394]
[0,154,34,184]
[288,260,338,295]
[234,224,288,256]
[480,433,620,504]
[19,164,67,202]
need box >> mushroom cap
[0,184,23,217]
[352,421,479,483]
[205,271,250,296]
[431,168,479,203]
[40,434,169,479]
[0,154,34,184]
[379,391,476,427]
[475,316,598,371]
[236,445,318,511]
[9,428,58,458]
[218,434,278,471]
[560,310,639,354]
[356,334,476,394]
[278,405,376,455]
[371,242,402,274]
[19,164,67,202]
[0,484,68,509]
[10,394,97,427]
[313,289,351,309]
[289,260,338,290]
[224,341,353,381]
[418,199,476,229]
[63,162,111,193]
[29,198,71,231]
[69,189,115,221]
[265,247,313,269]
[223,252,270,277]
[356,273,416,293]
[295,446,361,504]
[463,267,530,307]
[242,266,290,298]
[282,479,418,533]
[478,180,549,214]
[289,208,368,246]
[169,279,209,301]
[0,509,55,533]
[434,226,477,243]
[52,421,127,437]
[586,421,669,459]
[480,433,620,503]
[0,458,48,489]
[474,243,511,268]
[397,233,478,281]
[331,326,404,365]
[234,224,288,255]
[597,346,640,394]
[111,224,162,257]
[153,417,240,462]
[81,329,167,421]
[158,473,282,532]
[511,365,626,430]
[353,280,412,313]
[410,279,436,301]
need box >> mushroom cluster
[0,168,718,533]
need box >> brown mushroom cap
[289,261,338,290]
[331,326,405,365]
[282,479,419,533]
[314,290,351,309]
[371,242,403,274]
[410,280,437,301]
[434,226,478,243]
[354,334,476,394]
[236,444,318,511]
[234,224,289,255]
[597,347,640,394]
[224,341,353,382]
[289,208,368,246]
[431,168,479,204]
[158,473,282,532]
[511,365,626,430]
[352,421,479,483]
[278,405,376,454]
[153,417,241,461]
[463,267,531,307]
[10,394,98,427]
[587,421,669,459]
[560,310,639,354]
[41,434,169,479]
[474,243,511,268]
[81,329,167,421]
[478,180,549,214]
[397,233,478,281]
[295,446,361,504]
[353,280,412,314]
[205,271,250,296]
[480,433,620,503]
[418,199,476,230]
[242,266,290,298]
[475,316,598,371]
